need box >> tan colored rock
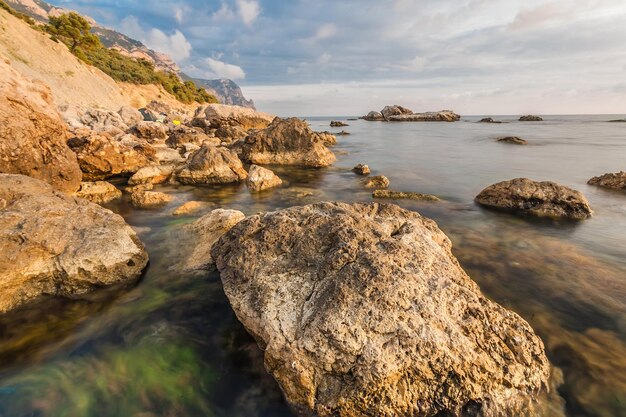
[75,181,121,204]
[176,145,248,185]
[475,178,592,220]
[246,165,283,192]
[587,171,626,191]
[361,111,384,121]
[211,202,552,417]
[0,174,148,313]
[172,201,212,216]
[330,121,349,127]
[313,131,337,146]
[130,190,173,209]
[364,175,390,188]
[178,209,245,271]
[387,110,460,122]
[67,132,151,181]
[373,190,440,201]
[128,165,174,185]
[118,105,143,126]
[214,124,248,142]
[153,145,185,165]
[352,164,370,175]
[240,118,336,167]
[131,121,168,143]
[194,104,274,131]
[381,104,413,120]
[166,127,215,148]
[0,57,81,193]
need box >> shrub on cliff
[0,0,35,25]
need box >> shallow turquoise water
[0,115,624,417]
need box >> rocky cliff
[191,78,255,109]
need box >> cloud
[120,16,192,62]
[204,57,246,80]
[314,23,337,40]
[236,0,260,25]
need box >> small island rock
[365,175,390,188]
[587,171,626,191]
[352,164,370,175]
[519,115,543,122]
[497,136,528,145]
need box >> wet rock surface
[587,171,626,191]
[246,165,283,192]
[212,202,553,417]
[352,164,370,175]
[176,145,248,185]
[475,178,592,220]
[0,174,148,313]
[130,190,173,209]
[497,136,528,145]
[372,190,440,201]
[364,175,390,188]
[74,181,122,204]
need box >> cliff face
[193,78,256,109]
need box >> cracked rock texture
[212,202,554,417]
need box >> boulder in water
[587,171,626,191]
[211,202,552,417]
[519,115,543,122]
[75,181,122,204]
[365,175,390,188]
[246,165,283,192]
[475,178,592,220]
[176,145,248,185]
[0,174,148,313]
[497,136,528,145]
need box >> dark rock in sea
[475,178,592,220]
[0,174,148,313]
[373,190,440,201]
[352,164,370,175]
[497,136,528,145]
[361,111,384,121]
[336,130,351,136]
[519,115,543,122]
[478,117,502,123]
[587,171,626,191]
[607,119,626,122]
[211,201,552,417]
[330,121,349,127]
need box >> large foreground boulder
[212,202,552,417]
[587,171,626,191]
[475,178,592,220]
[240,118,336,167]
[0,174,148,313]
[176,145,248,185]
[0,58,81,193]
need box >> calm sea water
[0,115,624,417]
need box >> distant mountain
[191,78,256,109]
[5,0,255,108]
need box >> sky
[53,0,626,116]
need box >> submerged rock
[246,165,283,192]
[130,190,173,209]
[497,136,528,145]
[330,121,349,127]
[178,209,245,272]
[313,131,337,146]
[172,201,213,216]
[352,164,370,175]
[519,115,543,122]
[373,190,440,201]
[587,171,626,191]
[128,165,175,185]
[475,178,592,220]
[176,145,248,185]
[75,181,121,204]
[336,130,351,136]
[0,58,81,193]
[364,175,390,188]
[478,117,502,123]
[240,118,336,167]
[211,202,552,417]
[0,174,148,313]
[607,119,626,123]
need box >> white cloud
[212,2,235,21]
[314,23,337,40]
[236,0,260,25]
[120,16,192,62]
[317,53,332,64]
[204,57,246,80]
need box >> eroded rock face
[313,132,337,146]
[176,145,248,185]
[475,178,592,220]
[130,190,173,209]
[246,165,283,192]
[352,164,370,175]
[67,132,151,181]
[75,181,121,204]
[587,171,626,191]
[381,104,413,120]
[0,174,148,313]
[240,118,336,167]
[387,110,460,122]
[361,111,384,121]
[131,121,168,143]
[0,58,81,193]
[128,165,174,185]
[211,202,552,417]
[365,175,390,188]
[194,104,274,131]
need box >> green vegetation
[43,12,216,104]
[0,0,36,25]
